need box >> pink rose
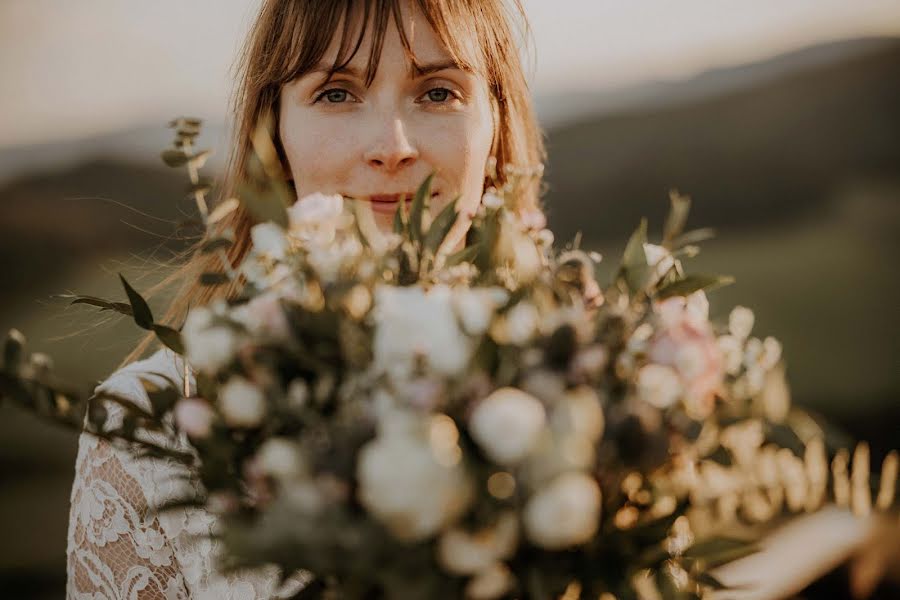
[233,292,290,341]
[173,397,215,439]
[647,292,724,418]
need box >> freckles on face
[277,5,494,231]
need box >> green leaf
[663,191,691,247]
[200,236,234,254]
[673,227,716,248]
[392,199,406,235]
[119,274,154,330]
[621,218,651,293]
[3,329,25,372]
[63,294,134,317]
[423,196,459,256]
[161,149,189,167]
[445,243,480,267]
[188,149,212,170]
[656,274,735,299]
[152,324,184,355]
[352,200,387,252]
[237,182,289,228]
[139,377,182,415]
[408,172,434,244]
[200,272,231,286]
[169,116,202,130]
[186,178,213,196]
[692,572,730,591]
[207,198,240,224]
[682,537,757,562]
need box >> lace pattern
[66,348,309,599]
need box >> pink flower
[233,292,290,341]
[647,292,724,418]
[173,397,215,439]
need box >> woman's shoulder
[92,347,191,420]
[96,347,188,394]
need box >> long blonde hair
[124,0,546,366]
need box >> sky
[1,0,899,148]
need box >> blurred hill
[0,36,898,598]
[542,36,900,240]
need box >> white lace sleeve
[66,349,309,600]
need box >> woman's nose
[363,117,419,172]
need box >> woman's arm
[710,506,877,600]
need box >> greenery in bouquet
[2,117,898,600]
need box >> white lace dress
[66,348,309,599]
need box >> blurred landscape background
[1,1,898,597]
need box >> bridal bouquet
[3,118,897,599]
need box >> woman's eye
[315,88,353,104]
[425,88,451,102]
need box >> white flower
[644,243,678,285]
[729,306,755,341]
[759,366,791,423]
[523,472,602,550]
[357,426,473,542]
[250,222,289,260]
[717,335,744,376]
[372,284,473,382]
[307,235,362,282]
[437,511,518,575]
[256,437,307,481]
[465,562,515,600]
[492,301,539,346]
[173,397,215,438]
[182,306,239,373]
[551,386,605,443]
[452,287,509,336]
[288,192,344,244]
[636,364,683,409]
[218,376,266,428]
[231,291,290,341]
[469,387,546,466]
[289,192,343,226]
[496,217,542,285]
[481,191,504,210]
[760,336,783,370]
[521,430,594,488]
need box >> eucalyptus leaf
[445,243,480,267]
[692,571,730,591]
[200,272,231,286]
[63,294,134,317]
[188,150,212,170]
[656,274,734,300]
[200,236,234,254]
[161,149,189,167]
[208,198,240,224]
[152,324,185,355]
[238,183,289,228]
[673,227,716,248]
[119,274,154,330]
[423,196,459,256]
[621,218,651,293]
[682,537,757,561]
[4,329,26,372]
[408,172,434,244]
[663,191,691,247]
[186,179,213,196]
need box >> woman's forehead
[317,1,482,82]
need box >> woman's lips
[366,192,439,214]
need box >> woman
[65,0,544,598]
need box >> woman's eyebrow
[409,59,468,77]
[307,58,469,80]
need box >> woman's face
[278,5,495,235]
